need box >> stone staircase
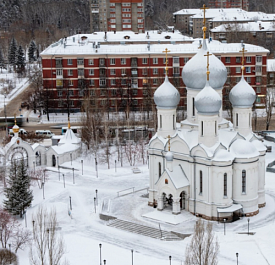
[107,218,189,241]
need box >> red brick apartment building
[208,0,249,10]
[40,31,269,113]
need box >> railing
[117,187,149,197]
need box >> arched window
[199,170,203,194]
[173,115,175,130]
[192,97,195,116]
[242,170,246,193]
[160,115,162,128]
[201,121,204,136]
[236,113,239,127]
[158,162,161,178]
[224,173,227,197]
[215,121,217,135]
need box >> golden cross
[204,51,212,81]
[239,46,247,75]
[68,116,71,129]
[162,48,170,75]
[200,4,209,39]
[167,135,171,151]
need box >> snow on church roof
[51,143,79,155]
[59,128,81,145]
[230,139,259,158]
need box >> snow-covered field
[0,138,274,265]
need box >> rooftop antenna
[204,51,212,81]
[162,48,171,75]
[239,45,247,76]
[200,4,209,39]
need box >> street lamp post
[81,159,83,175]
[236,253,239,265]
[115,160,117,173]
[169,255,172,265]
[247,218,250,235]
[94,197,96,213]
[9,243,11,264]
[69,196,72,210]
[95,189,98,205]
[223,219,226,235]
[42,182,45,199]
[131,249,134,265]
[70,153,72,165]
[103,260,106,265]
[63,174,65,188]
[95,158,98,178]
[99,243,102,265]
[72,168,75,184]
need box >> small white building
[148,38,266,221]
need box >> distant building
[208,0,249,10]
[173,8,275,38]
[90,0,144,33]
[40,30,269,113]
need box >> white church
[148,38,266,221]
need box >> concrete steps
[107,218,185,241]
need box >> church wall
[232,108,253,136]
[198,114,219,147]
[232,159,259,215]
[186,89,199,123]
[157,108,177,138]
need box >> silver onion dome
[182,39,227,90]
[195,81,222,114]
[154,75,180,109]
[229,76,256,108]
[165,151,174,162]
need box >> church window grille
[224,173,227,197]
[159,163,161,178]
[242,170,246,193]
[199,171,203,194]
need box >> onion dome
[230,139,259,158]
[182,39,227,90]
[229,76,256,108]
[195,81,222,114]
[154,75,180,109]
[12,124,19,134]
[165,151,174,162]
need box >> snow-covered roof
[59,128,81,145]
[41,35,269,56]
[191,8,245,19]
[211,12,275,22]
[211,21,275,32]
[230,139,259,159]
[51,143,79,155]
[173,8,242,17]
[267,59,275,72]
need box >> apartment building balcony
[131,58,138,67]
[131,69,138,77]
[99,60,106,67]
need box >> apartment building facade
[208,0,249,10]
[40,31,269,113]
[90,0,144,33]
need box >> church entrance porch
[157,193,181,215]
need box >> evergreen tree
[8,37,17,69]
[4,159,33,217]
[16,45,26,72]
[28,40,37,62]
[0,47,6,73]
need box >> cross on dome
[68,116,71,129]
[204,51,212,81]
[162,48,170,75]
[200,4,209,39]
[239,45,247,75]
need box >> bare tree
[30,206,67,265]
[0,248,17,265]
[185,219,219,265]
[265,87,275,130]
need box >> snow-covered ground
[0,138,274,265]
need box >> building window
[153,68,158,75]
[246,56,251,63]
[67,59,73,65]
[236,57,241,63]
[56,58,62,67]
[78,68,84,76]
[121,58,126,65]
[133,99,138,105]
[79,90,84,97]
[89,69,94,76]
[132,89,138,95]
[256,66,262,73]
[201,121,203,136]
[110,69,116,75]
[242,170,246,193]
[57,90,62,97]
[77,58,84,65]
[256,56,262,63]
[111,79,116,86]
[56,69,63,76]
[163,58,168,65]
[256,96,261,103]
[224,173,227,197]
[99,58,105,66]
[236,77,241,83]
[160,115,162,128]
[173,57,179,64]
[199,170,203,194]
[142,58,148,64]
[90,89,95,96]
[99,79,106,86]
[256,87,261,93]
[192,98,195,116]
[246,77,251,83]
[158,162,161,178]
[225,57,231,63]
[256,76,262,84]
[111,89,116,96]
[153,58,158,64]
[69,80,74,86]
[56,79,63,88]
[142,68,148,75]
[68,90,74,97]
[235,67,241,73]
[101,99,106,106]
[90,79,95,86]
[67,69,73,76]
[153,78,158,85]
[184,57,189,64]
[236,113,238,126]
[246,67,251,73]
[58,101,63,107]
[88,59,94,65]
[110,58,116,65]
